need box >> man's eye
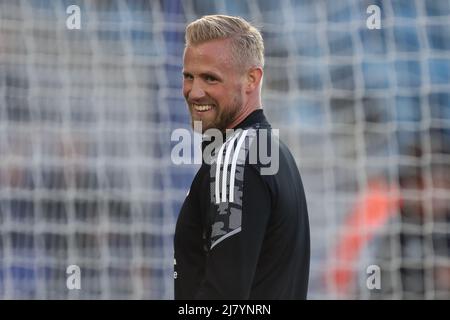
[183,74,193,80]
[205,75,217,82]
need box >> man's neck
[226,104,262,130]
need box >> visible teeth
[193,104,213,111]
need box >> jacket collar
[201,109,271,153]
[233,109,271,130]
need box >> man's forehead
[184,39,234,66]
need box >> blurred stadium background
[0,0,449,299]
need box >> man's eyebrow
[200,72,222,80]
[182,70,223,80]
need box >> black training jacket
[174,109,310,299]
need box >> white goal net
[0,0,449,299]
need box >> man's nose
[188,80,206,101]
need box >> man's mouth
[192,104,214,112]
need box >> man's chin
[192,121,226,135]
[190,112,230,134]
[191,118,212,134]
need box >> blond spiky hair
[185,14,264,69]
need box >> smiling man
[174,15,310,299]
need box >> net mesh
[0,0,449,299]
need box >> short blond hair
[185,15,264,69]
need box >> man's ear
[245,67,263,93]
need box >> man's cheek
[182,85,190,100]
